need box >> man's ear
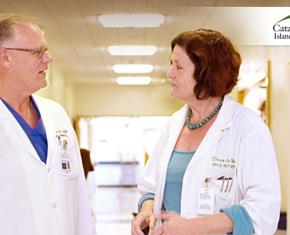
[0,48,11,68]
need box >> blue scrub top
[1,97,48,163]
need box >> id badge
[61,151,72,174]
[197,187,215,215]
[56,130,72,175]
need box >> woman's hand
[131,200,155,235]
[151,212,200,235]
[151,211,233,235]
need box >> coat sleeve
[238,128,281,235]
[73,132,96,235]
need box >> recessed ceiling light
[98,14,165,28]
[108,45,157,56]
[113,64,153,73]
[116,76,151,85]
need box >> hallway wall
[74,83,183,116]
[36,63,75,119]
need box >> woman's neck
[187,97,222,122]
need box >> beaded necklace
[185,100,223,130]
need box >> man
[0,13,96,235]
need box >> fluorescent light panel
[108,45,157,56]
[116,76,151,85]
[98,14,165,28]
[113,64,153,73]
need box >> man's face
[3,23,53,95]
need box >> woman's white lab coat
[0,96,95,235]
[138,96,281,235]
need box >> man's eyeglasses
[4,46,48,58]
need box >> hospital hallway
[87,170,286,235]
[87,169,139,235]
[92,186,139,234]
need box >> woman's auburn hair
[171,29,241,100]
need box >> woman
[131,29,280,235]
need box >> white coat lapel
[155,105,187,211]
[167,105,188,155]
[189,96,233,164]
[32,96,57,167]
[0,100,39,160]
[160,105,188,168]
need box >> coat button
[52,202,58,209]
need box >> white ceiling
[0,0,289,84]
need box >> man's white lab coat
[0,96,95,235]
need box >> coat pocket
[209,177,235,212]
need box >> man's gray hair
[0,13,38,45]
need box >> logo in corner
[273,15,290,39]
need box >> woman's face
[167,45,196,101]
